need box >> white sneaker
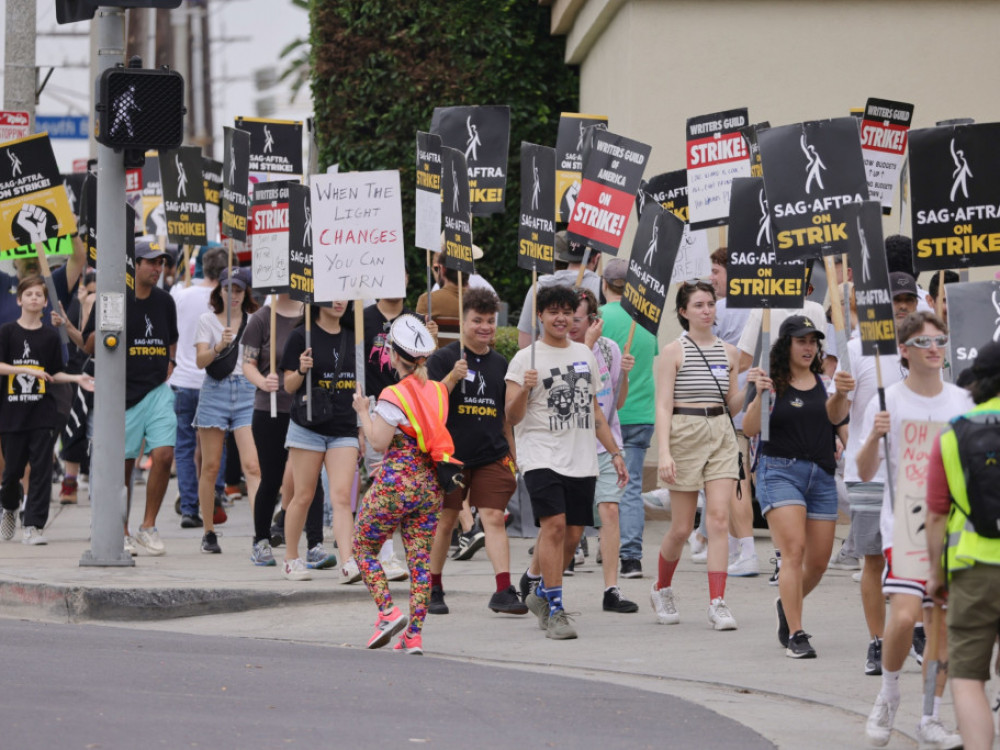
[574,543,585,567]
[283,557,312,581]
[865,692,899,747]
[341,557,362,584]
[134,526,166,556]
[123,535,138,556]
[689,531,707,563]
[382,555,409,582]
[649,582,680,624]
[915,716,962,749]
[0,509,16,540]
[852,570,863,583]
[642,489,670,511]
[22,526,47,545]
[727,553,759,577]
[708,597,737,630]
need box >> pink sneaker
[393,630,423,655]
[367,606,407,649]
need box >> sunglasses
[902,335,948,349]
[683,278,712,287]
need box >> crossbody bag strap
[686,337,744,495]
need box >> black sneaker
[489,586,529,615]
[602,586,639,613]
[776,597,789,648]
[786,630,816,659]
[428,585,449,615]
[270,510,286,547]
[910,624,925,666]
[201,531,222,554]
[865,637,883,676]
[519,569,540,602]
[452,529,486,561]
[620,558,643,579]
[180,514,203,529]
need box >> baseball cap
[389,314,436,364]
[219,266,251,289]
[779,314,825,340]
[603,257,627,282]
[134,238,170,262]
[554,231,588,263]
[889,272,918,299]
[971,341,1000,378]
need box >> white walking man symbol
[451,162,460,214]
[109,84,141,139]
[950,138,972,202]
[643,219,659,265]
[263,125,274,154]
[175,153,188,198]
[464,116,481,162]
[303,198,312,247]
[756,189,772,247]
[800,133,826,194]
[8,150,22,177]
[858,216,871,284]
[530,156,540,212]
[144,314,154,338]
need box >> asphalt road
[0,618,774,750]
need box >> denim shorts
[284,419,359,453]
[756,454,838,521]
[192,373,255,431]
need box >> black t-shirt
[426,341,509,468]
[85,287,179,408]
[280,324,357,438]
[0,321,65,433]
[762,376,837,474]
[362,304,418,399]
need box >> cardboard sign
[2,235,73,262]
[621,205,683,337]
[759,118,869,260]
[908,122,1000,272]
[287,182,314,304]
[0,133,77,252]
[686,108,751,230]
[222,126,251,243]
[566,129,651,256]
[944,279,1000,383]
[159,146,207,246]
[235,117,303,177]
[846,201,896,356]
[860,98,914,215]
[249,180,293,295]
[892,419,948,580]
[415,131,442,252]
[555,112,608,223]
[310,170,406,301]
[726,176,804,309]
[202,157,222,244]
[440,146,475,275]
[517,142,556,274]
[430,105,510,216]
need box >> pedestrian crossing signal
[96,66,186,151]
[56,1,183,25]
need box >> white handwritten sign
[669,226,710,284]
[310,170,406,301]
[891,419,947,580]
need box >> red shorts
[881,547,931,605]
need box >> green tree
[309,0,578,313]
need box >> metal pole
[3,0,36,129]
[80,6,132,567]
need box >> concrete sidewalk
[0,479,984,749]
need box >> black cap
[554,231,587,263]
[779,314,825,340]
[888,272,918,299]
[971,341,1000,378]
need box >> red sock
[708,571,727,601]
[657,555,679,590]
[495,571,511,592]
[431,573,443,589]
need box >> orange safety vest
[381,376,461,467]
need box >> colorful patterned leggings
[352,434,441,636]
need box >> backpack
[952,414,1000,539]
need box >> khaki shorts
[947,563,1000,681]
[664,413,739,492]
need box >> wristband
[611,451,623,460]
[297,368,307,377]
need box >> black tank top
[762,375,836,474]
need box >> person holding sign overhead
[650,280,743,632]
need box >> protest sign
[431,105,510,216]
[3,235,73,262]
[636,169,709,282]
[249,180,293,295]
[517,142,556,274]
[79,171,97,266]
[726,176,804,309]
[860,98,914,215]
[202,157,222,244]
[0,133,77,253]
[221,126,250,243]
[566,129,650,256]
[125,165,143,235]
[944,279,999,382]
[621,205,683,337]
[908,122,1000,272]
[440,146,475,275]
[742,122,769,178]
[140,155,164,237]
[415,131,442,251]
[759,118,869,260]
[892,419,948,580]
[159,146,207,246]
[555,112,608,223]
[287,182,314,304]
[846,201,896,356]
[686,108,751,230]
[235,117,303,177]
[310,170,406,301]
[62,172,85,222]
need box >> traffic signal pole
[80,6,132,567]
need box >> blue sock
[536,577,546,599]
[544,585,563,616]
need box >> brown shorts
[442,455,518,511]
[947,563,1000,681]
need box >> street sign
[36,115,89,139]
[0,111,30,142]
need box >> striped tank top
[673,336,730,404]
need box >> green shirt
[599,301,657,425]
